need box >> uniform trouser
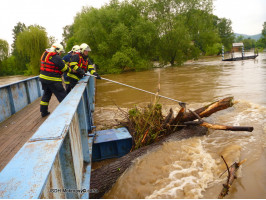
[40,81,67,114]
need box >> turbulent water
[102,101,266,199]
[94,52,266,199]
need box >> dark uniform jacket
[67,53,96,81]
[40,51,71,83]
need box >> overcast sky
[0,0,265,48]
[213,0,266,35]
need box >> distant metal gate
[0,75,95,199]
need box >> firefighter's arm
[88,64,96,75]
[88,64,101,79]
[69,55,85,76]
[53,55,71,73]
[87,58,101,79]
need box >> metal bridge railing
[0,75,95,199]
[0,76,42,123]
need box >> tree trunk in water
[89,97,237,198]
[90,126,207,199]
[180,97,234,122]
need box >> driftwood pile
[90,96,253,199]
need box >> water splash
[103,100,265,199]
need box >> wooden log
[90,126,208,199]
[218,156,247,199]
[163,108,173,131]
[184,110,254,132]
[200,122,253,132]
[172,107,186,125]
[170,107,186,132]
[180,97,234,122]
[184,121,253,132]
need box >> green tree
[242,38,255,50]
[0,56,16,76]
[149,0,214,63]
[62,24,74,48]
[158,18,191,65]
[0,39,9,61]
[0,39,9,75]
[186,10,220,56]
[235,35,244,43]
[11,22,26,54]
[70,0,155,73]
[261,22,266,46]
[64,0,232,73]
[16,25,48,75]
[65,36,79,53]
[255,38,265,49]
[48,36,57,47]
[11,22,29,73]
[214,17,234,51]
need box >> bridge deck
[0,96,59,171]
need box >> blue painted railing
[0,76,42,123]
[0,75,96,199]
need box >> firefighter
[39,43,71,117]
[62,45,80,94]
[67,43,101,91]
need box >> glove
[93,72,101,79]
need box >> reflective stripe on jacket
[39,51,70,82]
[39,74,62,82]
[68,53,86,80]
[40,51,63,75]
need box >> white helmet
[71,45,80,53]
[50,43,64,54]
[80,43,91,54]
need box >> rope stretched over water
[87,74,186,107]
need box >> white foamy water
[146,139,218,199]
[104,100,266,199]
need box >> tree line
[0,0,266,76]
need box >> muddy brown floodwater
[0,75,34,86]
[94,52,266,198]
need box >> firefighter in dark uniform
[39,43,72,117]
[62,45,80,94]
[67,43,101,92]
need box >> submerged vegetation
[1,1,266,76]
[120,95,252,153]
[126,102,165,149]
